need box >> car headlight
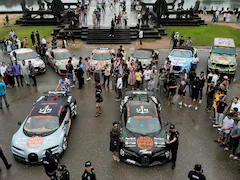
[125,137,136,147]
[40,63,45,68]
[154,137,165,147]
[120,149,125,156]
[90,62,95,66]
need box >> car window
[92,52,111,61]
[213,46,235,55]
[126,116,161,135]
[23,116,60,136]
[54,52,72,60]
[170,50,192,58]
[132,50,152,59]
[16,52,38,60]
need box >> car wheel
[73,103,78,118]
[62,136,68,151]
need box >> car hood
[19,58,44,67]
[131,57,152,65]
[12,127,64,152]
[210,54,236,65]
[169,56,192,66]
[55,57,78,70]
[122,128,166,153]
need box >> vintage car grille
[141,155,150,165]
[28,153,38,163]
[216,64,229,68]
[173,66,181,71]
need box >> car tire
[72,103,78,118]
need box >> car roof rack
[43,91,69,96]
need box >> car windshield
[23,116,59,136]
[126,116,161,135]
[92,52,111,61]
[213,46,235,55]
[16,52,38,60]
[133,50,152,59]
[54,52,72,60]
[171,50,192,58]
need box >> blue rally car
[165,46,197,76]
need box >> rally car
[166,46,197,76]
[131,48,159,68]
[46,48,79,75]
[119,91,170,167]
[10,48,46,74]
[11,91,77,164]
[90,48,114,71]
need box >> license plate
[126,159,136,164]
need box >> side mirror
[65,121,69,125]
[18,121,22,126]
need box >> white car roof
[52,48,69,54]
[214,38,235,47]
[13,48,34,54]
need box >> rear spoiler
[43,91,69,96]
[125,91,154,96]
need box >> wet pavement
[0,46,240,180]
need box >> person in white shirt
[115,73,123,101]
[137,12,141,25]
[9,30,15,39]
[215,113,234,145]
[211,71,219,86]
[41,36,47,47]
[143,66,152,90]
[215,10,220,21]
[230,97,240,112]
[191,54,199,69]
[226,12,231,23]
[16,37,21,49]
[0,62,8,85]
[139,29,143,45]
[21,60,30,85]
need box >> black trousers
[123,75,128,88]
[0,150,10,168]
[31,76,37,85]
[136,80,140,89]
[15,75,23,86]
[103,75,110,86]
[169,144,178,162]
[78,77,84,88]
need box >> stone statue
[51,0,65,20]
[167,0,177,10]
[153,0,168,19]
[21,0,29,12]
[178,0,185,10]
[38,0,45,10]
[192,0,200,13]
[44,0,52,10]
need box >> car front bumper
[208,66,236,75]
[119,148,170,167]
[35,67,46,74]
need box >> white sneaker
[184,104,188,107]
[195,106,198,111]
[70,85,75,88]
[199,100,202,104]
[188,105,192,108]
[193,99,196,102]
[179,105,182,109]
[178,102,183,106]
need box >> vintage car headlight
[125,137,136,147]
[154,137,166,147]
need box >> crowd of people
[211,7,240,23]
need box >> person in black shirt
[213,96,227,128]
[199,72,205,104]
[110,122,120,162]
[30,31,35,46]
[82,161,96,180]
[166,124,179,169]
[188,77,201,110]
[95,87,103,117]
[206,81,215,112]
[188,164,206,180]
[116,50,123,59]
[168,76,177,105]
[35,31,40,45]
[172,37,178,49]
[189,68,196,96]
[42,150,58,180]
[77,66,84,89]
[57,165,70,180]
[66,59,74,87]
[179,36,185,46]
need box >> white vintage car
[46,48,79,75]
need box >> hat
[227,113,233,117]
[233,117,239,121]
[170,124,175,129]
[194,164,202,171]
[223,76,228,80]
[58,165,66,171]
[85,161,92,167]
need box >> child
[147,78,154,91]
